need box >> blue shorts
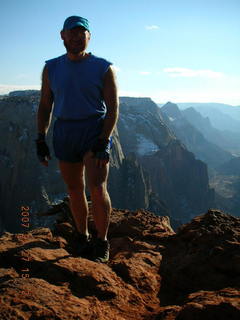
[53,116,111,163]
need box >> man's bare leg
[58,161,89,236]
[83,152,111,240]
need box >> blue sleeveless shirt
[45,54,112,120]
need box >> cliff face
[182,106,240,157]
[108,129,168,215]
[118,98,215,222]
[0,92,164,233]
[211,157,240,218]
[0,93,63,233]
[161,102,234,168]
[0,206,239,319]
[140,140,214,222]
[178,103,240,156]
[109,154,170,218]
[1,92,217,232]
[161,102,240,219]
[218,157,240,176]
[118,97,175,156]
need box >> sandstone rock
[0,207,239,319]
[159,209,240,306]
[156,288,240,320]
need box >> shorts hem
[56,157,83,163]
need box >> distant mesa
[8,90,40,97]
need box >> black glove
[35,133,51,162]
[91,138,111,160]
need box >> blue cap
[62,16,90,32]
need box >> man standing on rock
[35,16,119,262]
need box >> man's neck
[67,51,89,61]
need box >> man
[35,16,119,263]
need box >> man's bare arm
[37,66,54,136]
[100,65,119,140]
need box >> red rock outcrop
[0,207,239,319]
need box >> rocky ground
[0,204,239,319]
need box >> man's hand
[91,138,111,168]
[35,134,51,166]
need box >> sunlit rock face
[118,97,215,222]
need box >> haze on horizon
[0,0,239,106]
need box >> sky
[0,0,240,105]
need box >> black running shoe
[76,233,92,257]
[93,238,110,263]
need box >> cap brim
[64,22,88,31]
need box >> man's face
[61,26,91,54]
